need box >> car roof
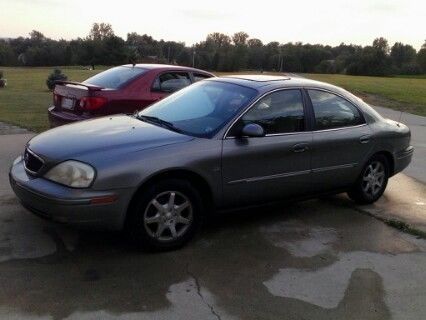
[208,74,343,93]
[120,63,214,75]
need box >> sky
[1,0,425,49]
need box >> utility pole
[167,45,171,63]
[192,47,196,68]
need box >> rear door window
[152,72,191,93]
[308,90,364,130]
[83,66,147,89]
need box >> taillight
[53,93,61,106]
[79,97,108,111]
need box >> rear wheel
[126,179,203,251]
[348,155,389,204]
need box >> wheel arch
[125,169,214,223]
[372,150,395,176]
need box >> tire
[347,154,389,204]
[126,179,203,251]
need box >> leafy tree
[231,32,249,70]
[247,38,264,70]
[88,23,115,41]
[373,37,390,55]
[417,40,426,72]
[0,40,16,65]
[391,42,416,67]
[0,28,423,76]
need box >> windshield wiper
[136,115,183,133]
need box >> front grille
[24,148,44,174]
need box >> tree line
[1,23,425,76]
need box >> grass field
[0,66,425,132]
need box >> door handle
[292,143,309,153]
[359,135,372,144]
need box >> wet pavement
[359,174,426,234]
[0,121,426,320]
[1,187,426,320]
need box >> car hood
[28,115,193,161]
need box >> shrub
[0,70,5,88]
[400,63,422,75]
[46,68,68,90]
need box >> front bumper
[9,157,134,230]
[394,145,414,174]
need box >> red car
[48,64,214,127]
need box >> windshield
[138,81,258,138]
[84,66,147,89]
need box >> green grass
[303,73,426,116]
[0,67,103,132]
[0,67,425,132]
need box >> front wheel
[348,155,389,204]
[126,179,203,251]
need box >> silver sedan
[9,75,413,250]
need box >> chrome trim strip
[311,163,357,173]
[227,169,311,185]
[226,123,367,139]
[23,148,45,175]
[226,131,312,140]
[312,123,367,133]
[223,85,368,139]
[227,162,357,185]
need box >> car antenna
[397,108,403,126]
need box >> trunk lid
[53,81,104,113]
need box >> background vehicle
[48,64,214,127]
[11,76,413,251]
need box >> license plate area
[61,98,75,110]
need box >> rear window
[193,73,212,82]
[83,66,147,89]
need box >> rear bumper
[394,146,414,174]
[9,157,134,230]
[48,106,92,128]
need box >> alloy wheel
[143,191,193,242]
[361,161,385,197]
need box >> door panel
[311,125,373,190]
[221,133,312,207]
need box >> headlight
[44,160,95,188]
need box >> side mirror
[241,123,265,138]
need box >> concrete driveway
[0,107,425,319]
